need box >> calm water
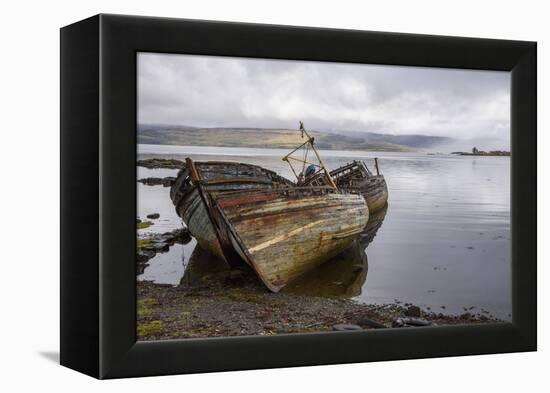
[137,144,511,320]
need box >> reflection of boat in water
[170,124,369,292]
[330,160,388,213]
[179,246,228,288]
[283,202,387,297]
[282,239,369,297]
[358,202,388,248]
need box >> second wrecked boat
[289,122,388,213]
[330,160,388,213]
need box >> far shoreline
[137,143,503,159]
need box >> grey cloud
[138,52,510,147]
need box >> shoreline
[451,151,510,157]
[137,265,501,341]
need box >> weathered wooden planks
[170,160,294,261]
[211,189,369,292]
[330,161,389,213]
[170,158,371,292]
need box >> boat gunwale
[221,198,369,223]
[193,160,295,186]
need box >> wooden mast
[282,121,338,189]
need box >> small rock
[137,250,155,264]
[136,218,142,224]
[153,242,169,252]
[392,318,408,328]
[162,231,176,238]
[393,317,431,328]
[356,318,386,329]
[332,324,363,331]
[460,312,472,320]
[402,317,431,326]
[147,213,160,219]
[405,305,421,317]
[173,227,192,243]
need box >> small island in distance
[451,147,510,156]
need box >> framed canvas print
[60,14,536,379]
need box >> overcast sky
[138,52,510,145]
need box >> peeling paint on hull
[211,189,369,292]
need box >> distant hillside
[137,124,453,152]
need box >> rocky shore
[137,260,501,340]
[137,158,186,169]
[138,176,176,187]
[137,228,192,274]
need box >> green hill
[137,124,452,152]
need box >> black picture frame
[60,14,536,379]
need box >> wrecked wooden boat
[330,160,388,213]
[209,187,368,291]
[170,122,370,291]
[283,201,387,297]
[170,158,369,292]
[170,160,294,261]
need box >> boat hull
[350,175,388,213]
[179,186,226,259]
[330,162,388,213]
[211,189,369,292]
[170,160,295,261]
